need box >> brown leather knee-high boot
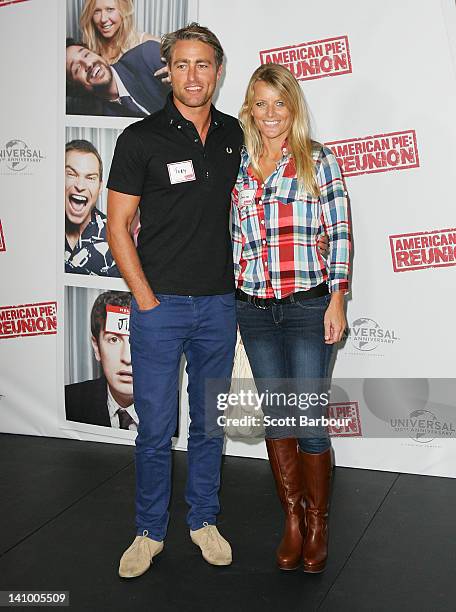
[266,438,304,570]
[300,448,332,573]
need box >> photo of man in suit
[65,291,137,430]
[66,38,170,117]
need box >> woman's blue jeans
[236,293,333,454]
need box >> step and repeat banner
[1,0,455,476]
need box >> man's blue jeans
[236,293,333,454]
[130,293,236,541]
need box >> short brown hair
[66,139,103,181]
[161,22,224,69]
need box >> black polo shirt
[107,94,243,295]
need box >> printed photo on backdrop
[65,137,123,276]
[64,287,136,431]
[65,0,188,117]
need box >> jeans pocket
[132,296,162,314]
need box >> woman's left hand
[324,292,346,344]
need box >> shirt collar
[107,386,138,424]
[240,141,292,172]
[164,92,224,130]
[78,207,102,239]
[111,66,129,99]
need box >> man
[65,139,120,276]
[107,23,242,578]
[66,39,169,118]
[65,291,137,430]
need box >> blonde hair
[80,0,140,64]
[239,63,319,197]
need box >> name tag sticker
[239,188,256,208]
[167,160,196,184]
[105,305,130,336]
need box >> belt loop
[289,293,295,304]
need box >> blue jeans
[236,293,333,454]
[130,293,236,541]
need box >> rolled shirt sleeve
[231,179,243,281]
[317,146,351,294]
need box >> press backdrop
[0,0,455,477]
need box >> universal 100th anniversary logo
[391,409,455,444]
[344,317,400,357]
[0,140,45,175]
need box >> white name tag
[239,188,256,208]
[105,305,130,336]
[167,160,196,184]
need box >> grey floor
[0,433,455,612]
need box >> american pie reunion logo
[326,130,420,178]
[0,302,57,339]
[327,402,362,437]
[260,35,352,81]
[390,228,456,272]
[0,0,30,6]
[0,220,5,252]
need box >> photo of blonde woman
[80,0,159,64]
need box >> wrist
[134,290,158,310]
[329,290,344,303]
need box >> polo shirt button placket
[106,95,243,297]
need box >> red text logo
[0,0,30,7]
[0,221,5,252]
[390,228,456,272]
[0,302,57,339]
[260,35,352,81]
[326,130,419,177]
[328,402,362,437]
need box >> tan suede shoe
[118,532,164,578]
[190,522,232,566]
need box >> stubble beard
[90,62,114,98]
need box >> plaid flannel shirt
[231,143,351,298]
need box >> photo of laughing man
[65,139,121,276]
[66,38,169,118]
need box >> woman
[80,0,160,64]
[232,64,350,573]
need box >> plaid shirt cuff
[329,279,349,294]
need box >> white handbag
[224,332,265,439]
